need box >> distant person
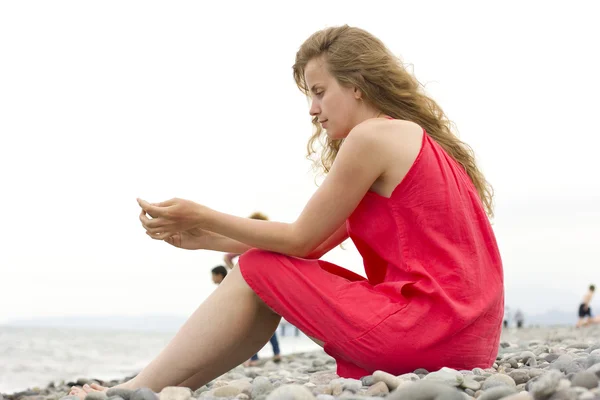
[211,265,228,285]
[69,25,503,398]
[223,212,281,366]
[503,305,511,329]
[514,309,524,329]
[577,285,600,327]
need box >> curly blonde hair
[292,25,494,217]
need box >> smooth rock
[309,372,339,386]
[461,377,481,391]
[365,381,389,397]
[158,388,192,400]
[571,371,599,389]
[547,389,578,400]
[481,374,516,390]
[372,370,401,390]
[423,367,464,387]
[85,392,108,400]
[106,389,133,400]
[499,393,534,400]
[361,376,375,386]
[398,373,420,382]
[130,389,157,400]
[213,386,242,398]
[509,370,530,385]
[265,384,315,400]
[386,380,464,400]
[252,377,275,398]
[478,386,517,400]
[530,370,563,399]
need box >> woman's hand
[137,197,208,239]
[162,227,215,250]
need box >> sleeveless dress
[239,128,504,379]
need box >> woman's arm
[140,120,406,258]
[199,122,387,257]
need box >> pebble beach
[3,325,600,400]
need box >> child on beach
[69,25,503,397]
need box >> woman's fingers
[146,230,174,240]
[137,198,169,218]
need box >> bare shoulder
[348,118,423,156]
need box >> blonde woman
[71,25,503,396]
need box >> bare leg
[71,265,281,396]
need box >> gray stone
[546,354,561,363]
[551,355,575,373]
[423,367,464,387]
[548,389,578,400]
[194,387,210,397]
[571,371,599,389]
[158,387,192,400]
[130,389,157,400]
[386,380,464,400]
[461,377,481,391]
[499,393,534,400]
[107,397,125,400]
[315,396,334,400]
[398,373,420,382]
[309,372,339,386]
[228,380,253,396]
[213,386,242,398]
[372,370,401,390]
[107,389,133,400]
[252,377,275,398]
[85,393,108,400]
[481,374,516,390]
[360,376,375,386]
[364,381,389,397]
[315,396,335,400]
[588,364,600,378]
[473,368,486,376]
[265,384,315,400]
[478,386,517,400]
[509,370,530,385]
[530,370,563,399]
[60,397,81,400]
[567,343,589,350]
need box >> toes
[90,383,107,391]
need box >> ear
[353,86,362,100]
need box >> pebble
[9,326,600,400]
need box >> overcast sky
[1,1,599,324]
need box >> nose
[309,99,320,117]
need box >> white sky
[1,1,599,324]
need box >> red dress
[239,129,504,378]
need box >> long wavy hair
[292,25,494,217]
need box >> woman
[70,25,503,396]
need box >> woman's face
[304,57,363,139]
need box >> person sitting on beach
[211,265,228,285]
[69,25,503,398]
[577,285,600,327]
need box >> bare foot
[68,383,109,400]
[272,355,282,363]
